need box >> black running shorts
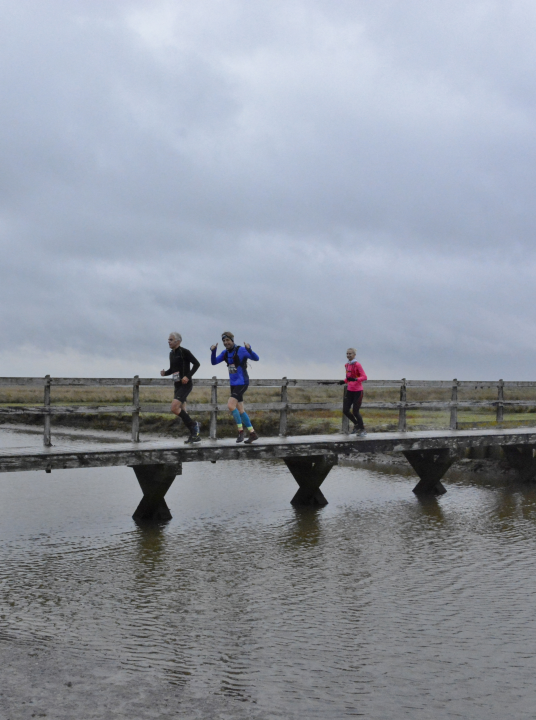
[230,384,249,402]
[173,381,193,403]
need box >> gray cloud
[1,0,536,380]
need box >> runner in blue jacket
[211,331,260,443]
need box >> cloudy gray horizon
[1,0,535,381]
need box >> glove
[339,380,346,385]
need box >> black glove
[339,380,346,385]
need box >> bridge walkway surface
[1,427,536,521]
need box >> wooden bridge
[1,376,536,521]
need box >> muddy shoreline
[340,450,518,480]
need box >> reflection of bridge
[1,428,536,522]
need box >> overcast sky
[1,0,535,380]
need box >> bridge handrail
[2,376,536,388]
[0,376,533,445]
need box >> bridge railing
[0,377,535,445]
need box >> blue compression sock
[240,412,253,431]
[232,408,243,428]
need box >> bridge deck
[1,426,536,473]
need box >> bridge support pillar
[403,449,455,495]
[502,445,536,482]
[284,455,337,507]
[131,463,182,522]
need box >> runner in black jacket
[160,332,201,443]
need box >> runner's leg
[240,410,254,433]
[228,397,243,428]
[172,397,195,433]
[179,405,195,431]
[238,393,258,443]
[227,395,244,434]
[352,391,365,431]
[343,393,358,425]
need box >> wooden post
[403,449,454,495]
[284,454,337,506]
[279,377,288,436]
[497,379,504,425]
[209,376,218,440]
[342,385,350,434]
[132,375,140,442]
[450,378,458,430]
[502,445,536,483]
[132,463,181,522]
[43,375,51,447]
[398,378,407,432]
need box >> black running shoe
[244,431,258,444]
[236,430,245,443]
[185,422,201,444]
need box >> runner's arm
[211,348,226,365]
[242,346,259,361]
[186,350,201,378]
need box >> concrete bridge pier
[403,449,456,495]
[131,463,182,522]
[502,445,536,482]
[284,455,338,507]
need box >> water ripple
[1,433,536,717]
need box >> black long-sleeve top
[163,347,200,381]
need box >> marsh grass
[1,382,536,437]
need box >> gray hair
[347,347,357,354]
[169,332,182,343]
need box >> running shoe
[357,430,367,437]
[350,425,359,434]
[184,422,201,444]
[236,430,245,443]
[244,431,259,444]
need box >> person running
[341,348,367,436]
[211,331,260,443]
[160,332,201,443]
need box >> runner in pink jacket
[341,348,367,436]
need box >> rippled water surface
[1,428,536,719]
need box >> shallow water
[1,428,536,719]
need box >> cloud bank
[1,0,535,379]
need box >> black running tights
[343,390,364,430]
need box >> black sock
[179,409,194,431]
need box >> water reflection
[488,485,536,526]
[413,493,445,521]
[1,436,536,718]
[283,507,324,548]
[133,523,168,566]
